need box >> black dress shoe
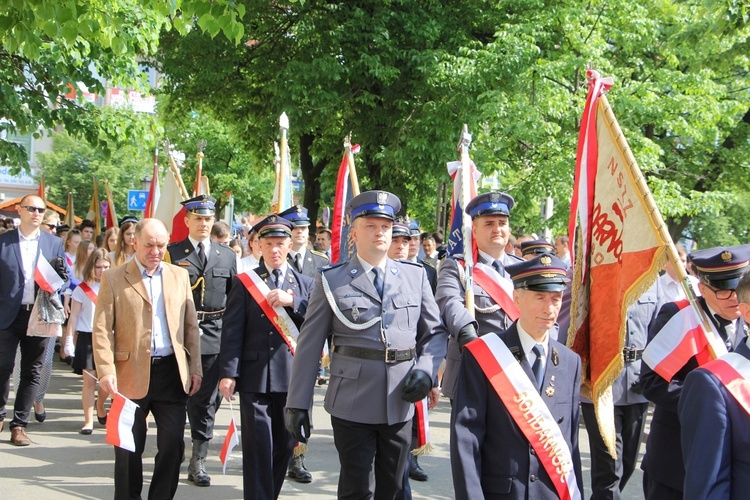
[287,455,313,483]
[97,411,107,425]
[409,455,428,482]
[79,428,93,435]
[187,458,211,486]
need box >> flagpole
[344,132,361,196]
[195,139,207,196]
[598,94,721,354]
[458,124,475,317]
[275,112,290,212]
[164,140,190,201]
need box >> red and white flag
[567,70,671,456]
[106,392,138,452]
[412,398,432,455]
[446,159,480,257]
[220,412,240,474]
[154,168,188,242]
[34,257,65,293]
[331,144,360,263]
[642,300,726,381]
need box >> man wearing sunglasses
[0,195,68,446]
[640,244,750,499]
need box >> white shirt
[71,281,100,332]
[267,262,290,287]
[19,228,41,305]
[188,236,211,265]
[290,247,307,270]
[356,254,385,290]
[239,255,260,274]
[659,272,700,303]
[517,320,549,375]
[133,258,173,357]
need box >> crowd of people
[0,191,748,500]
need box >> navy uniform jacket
[286,256,447,425]
[451,324,583,499]
[0,229,67,329]
[419,259,437,294]
[288,247,329,278]
[436,253,522,399]
[640,297,748,491]
[679,339,750,499]
[167,238,237,355]
[219,263,313,393]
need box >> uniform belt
[20,304,34,312]
[622,347,644,362]
[197,309,225,321]
[334,345,416,364]
[151,353,176,365]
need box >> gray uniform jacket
[436,253,521,399]
[288,248,329,278]
[286,256,447,425]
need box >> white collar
[517,321,549,360]
[188,235,210,252]
[18,227,41,241]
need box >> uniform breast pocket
[392,293,420,330]
[212,268,230,286]
[336,296,371,323]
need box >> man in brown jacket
[93,218,202,500]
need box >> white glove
[64,335,76,357]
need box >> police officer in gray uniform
[581,280,664,499]
[285,190,447,499]
[166,195,237,486]
[435,192,522,400]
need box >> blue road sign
[127,190,149,211]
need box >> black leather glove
[49,256,69,282]
[401,369,433,403]
[285,408,310,443]
[457,323,478,349]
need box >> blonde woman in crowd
[103,227,118,253]
[67,249,111,434]
[111,218,136,266]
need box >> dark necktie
[197,241,207,268]
[492,259,503,275]
[715,314,734,350]
[372,267,384,299]
[272,268,283,289]
[295,253,303,272]
[531,344,545,391]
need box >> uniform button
[146,349,151,354]
[384,324,388,328]
[558,416,564,423]
[530,475,537,482]
[387,342,392,347]
[270,347,275,351]
[269,332,273,335]
[530,448,536,456]
[338,369,343,374]
[260,313,265,318]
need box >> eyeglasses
[44,224,57,230]
[21,206,46,214]
[704,284,736,300]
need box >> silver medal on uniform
[352,305,359,321]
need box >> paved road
[0,357,647,499]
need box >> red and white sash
[77,282,98,305]
[702,352,750,417]
[460,260,520,321]
[34,257,65,293]
[642,300,726,381]
[236,270,300,355]
[466,335,581,500]
[412,398,432,455]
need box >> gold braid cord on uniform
[191,276,206,307]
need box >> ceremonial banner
[37,175,45,202]
[446,159,480,257]
[270,113,293,213]
[87,177,102,236]
[144,147,160,218]
[567,70,670,456]
[642,299,725,381]
[331,144,359,263]
[103,180,118,230]
[106,392,138,452]
[412,398,432,456]
[154,168,187,241]
[63,191,75,229]
[220,406,240,474]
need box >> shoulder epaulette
[420,259,436,269]
[321,261,347,272]
[310,249,329,260]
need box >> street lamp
[140,176,152,192]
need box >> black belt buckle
[622,348,642,363]
[21,304,34,312]
[385,348,398,364]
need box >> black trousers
[0,309,51,427]
[239,392,295,500]
[581,402,649,500]
[114,356,188,500]
[642,470,682,500]
[331,415,411,500]
[187,353,221,442]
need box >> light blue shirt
[517,321,549,376]
[134,258,173,357]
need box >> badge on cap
[377,191,387,206]
[540,255,552,266]
[296,205,304,217]
[490,192,500,202]
[722,251,732,263]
